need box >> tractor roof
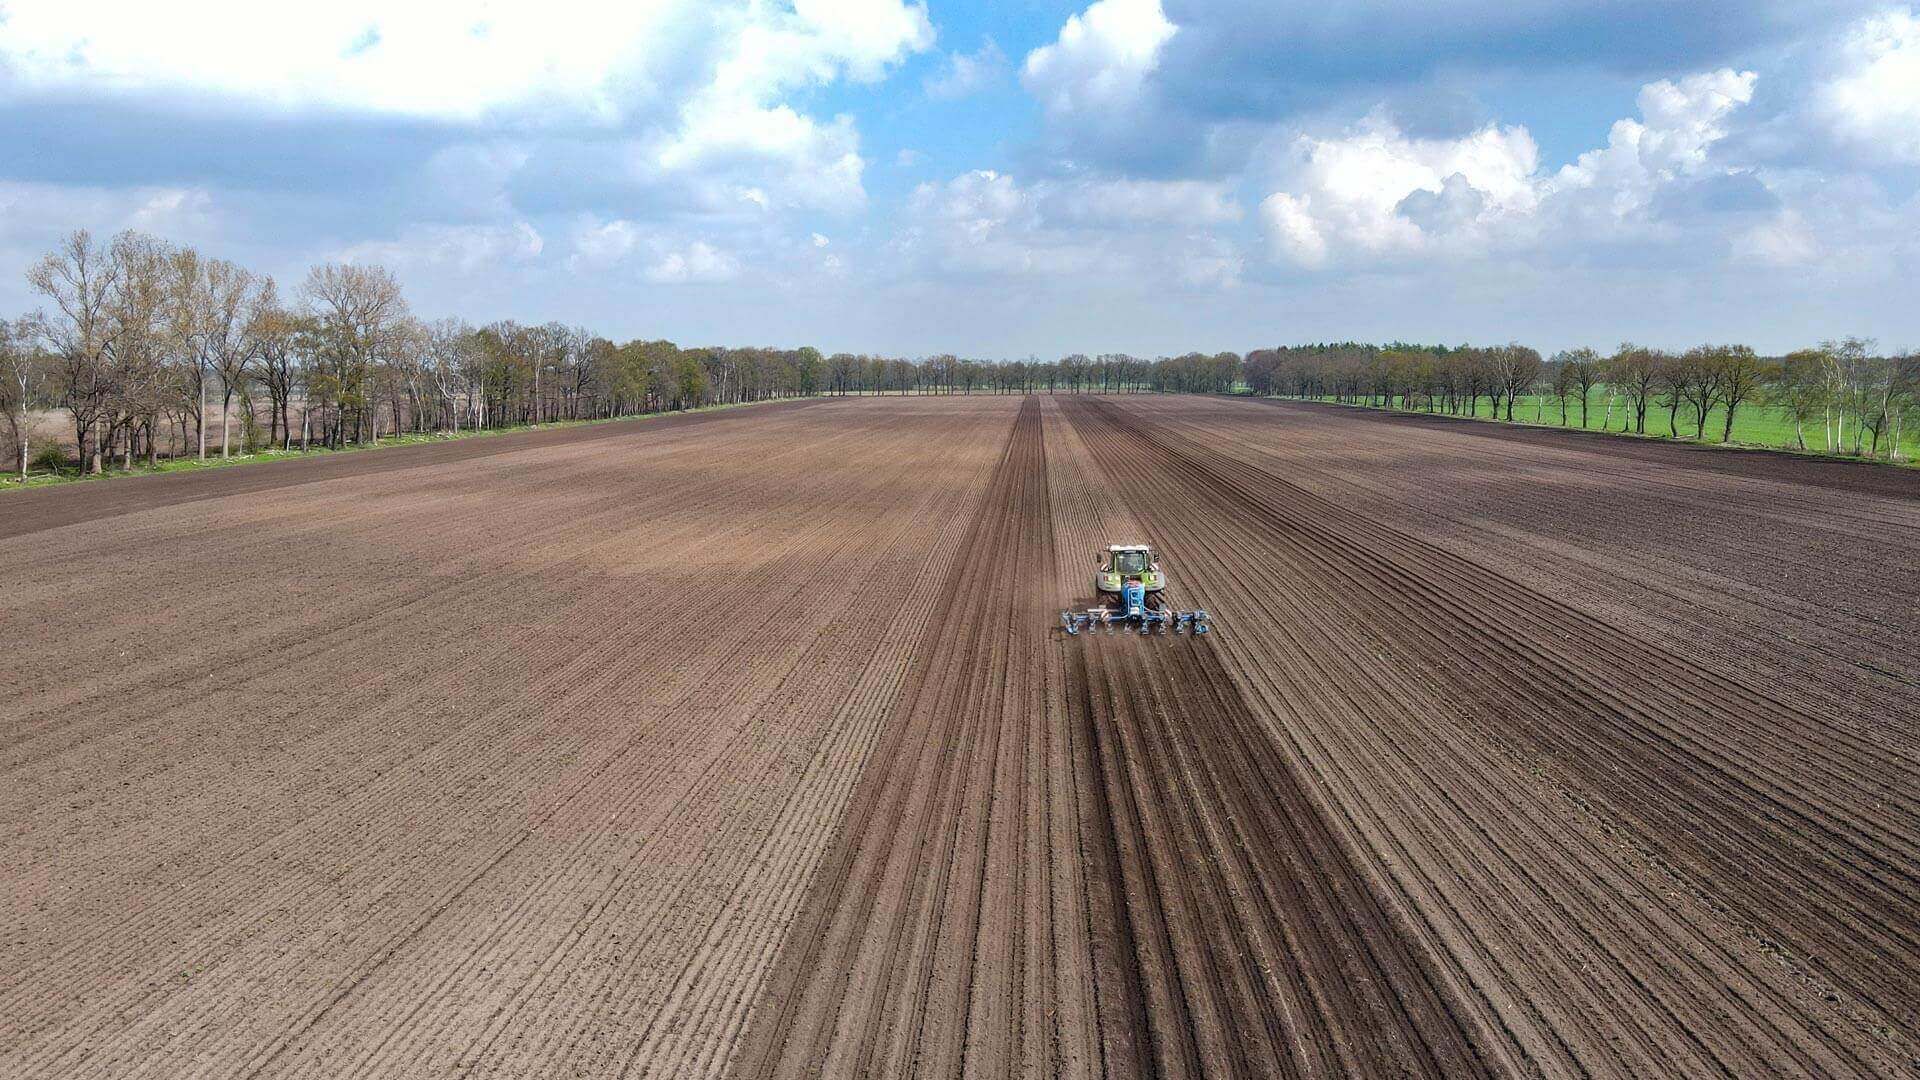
[1108,543,1151,552]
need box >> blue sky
[2,1,1916,357]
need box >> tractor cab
[1095,543,1165,597]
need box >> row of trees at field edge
[1244,342,1918,460]
[0,230,1245,478]
[0,230,840,478]
[3,229,1913,478]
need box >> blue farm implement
[1061,577,1210,636]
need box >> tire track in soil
[1063,395,1918,1076]
[733,396,1493,1078]
[729,398,1070,1079]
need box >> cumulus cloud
[1259,116,1541,265]
[897,169,1240,284]
[899,170,1050,276]
[1552,70,1757,203]
[1022,0,1176,118]
[566,217,740,284]
[645,240,739,284]
[0,1,928,120]
[568,217,647,270]
[1259,69,1760,267]
[1819,7,1920,161]
[925,38,1009,100]
[0,0,933,220]
[340,221,544,272]
[644,0,932,213]
[0,1,678,119]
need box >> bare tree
[302,263,410,446]
[1564,347,1601,428]
[1710,344,1768,443]
[1491,343,1543,421]
[1769,349,1830,450]
[1,317,49,478]
[200,259,263,459]
[1607,345,1662,435]
[109,234,176,468]
[1548,355,1577,425]
[165,248,216,460]
[248,281,300,449]
[425,319,478,434]
[27,230,129,474]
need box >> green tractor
[1063,543,1210,635]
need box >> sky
[1,0,1916,358]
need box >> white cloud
[1732,211,1820,267]
[811,232,830,247]
[1552,69,1757,203]
[340,221,543,272]
[568,217,647,270]
[926,38,1008,100]
[649,106,868,213]
[900,170,1083,277]
[567,218,739,283]
[0,0,933,218]
[1820,7,1920,161]
[0,1,930,120]
[1259,193,1328,268]
[0,1,678,119]
[898,169,1240,285]
[1175,235,1244,288]
[1259,115,1541,264]
[1022,0,1175,118]
[1259,69,1759,267]
[643,2,932,213]
[0,182,228,272]
[645,240,739,284]
[1045,178,1240,226]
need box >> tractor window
[1112,551,1149,575]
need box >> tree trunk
[197,374,207,460]
[220,391,232,459]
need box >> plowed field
[4,395,1916,1078]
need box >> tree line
[816,350,1239,396]
[5,228,1914,481]
[0,231,1251,480]
[0,230,833,478]
[1244,341,1919,460]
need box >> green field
[1300,393,1920,463]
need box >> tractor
[1061,543,1210,635]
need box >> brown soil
[3,394,1914,1078]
